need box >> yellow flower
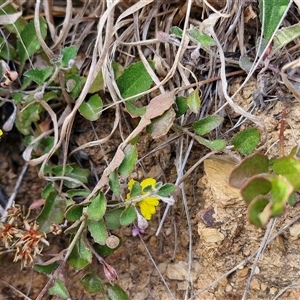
[0,129,2,138]
[127,178,160,220]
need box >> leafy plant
[229,148,300,227]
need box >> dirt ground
[1,83,300,300]
[1,1,300,300]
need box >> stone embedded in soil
[198,227,225,243]
[236,267,249,282]
[289,223,300,240]
[165,261,198,281]
[203,156,242,207]
[250,277,261,290]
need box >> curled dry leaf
[143,90,176,120]
[0,60,18,87]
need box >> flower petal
[138,197,159,220]
[141,178,156,191]
[128,179,136,191]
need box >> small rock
[177,281,188,290]
[236,268,249,281]
[270,287,278,295]
[289,224,300,240]
[250,277,260,290]
[261,283,268,292]
[225,284,232,293]
[198,227,225,243]
[203,156,242,207]
[219,277,228,287]
[158,262,167,273]
[165,261,198,281]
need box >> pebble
[250,278,260,290]
[289,224,300,240]
[225,284,232,292]
[165,261,198,281]
[198,227,225,243]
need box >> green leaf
[51,164,73,176]
[78,94,103,121]
[148,108,176,139]
[105,208,123,230]
[65,205,83,222]
[248,197,270,227]
[130,182,141,197]
[94,239,122,257]
[273,24,300,54]
[271,175,293,211]
[187,89,201,113]
[112,61,124,80]
[239,55,253,72]
[87,192,107,221]
[192,115,223,136]
[34,262,57,275]
[106,283,130,300]
[87,219,108,245]
[273,157,300,190]
[64,164,90,188]
[196,136,226,151]
[125,101,146,117]
[15,102,42,135]
[61,45,77,67]
[24,67,53,85]
[66,189,90,198]
[49,279,69,299]
[80,273,103,293]
[241,176,272,205]
[17,17,47,68]
[65,73,86,99]
[120,205,137,226]
[88,71,104,93]
[37,191,66,233]
[68,237,91,270]
[157,184,175,197]
[109,170,120,197]
[0,37,15,60]
[288,193,296,206]
[170,26,183,37]
[117,61,154,101]
[259,0,289,42]
[118,144,137,178]
[231,128,260,156]
[175,96,188,117]
[229,153,269,189]
[188,27,215,46]
[41,182,56,199]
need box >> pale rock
[236,268,249,282]
[225,284,232,292]
[203,156,242,207]
[261,283,268,292]
[289,224,300,240]
[158,262,167,273]
[177,281,189,290]
[198,227,225,243]
[165,261,198,281]
[219,277,228,287]
[250,277,260,290]
[270,287,278,295]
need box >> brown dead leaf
[143,90,175,120]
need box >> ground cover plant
[0,0,300,299]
